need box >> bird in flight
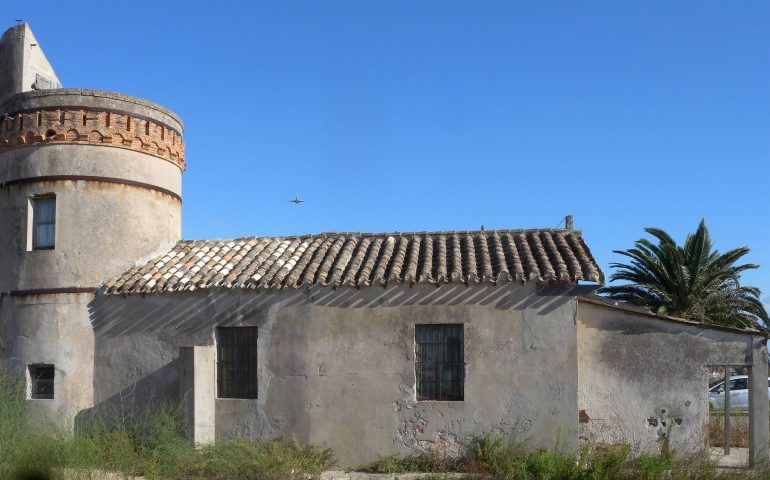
[290,195,305,204]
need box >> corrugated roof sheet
[104,229,604,295]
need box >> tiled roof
[104,229,604,295]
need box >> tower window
[31,195,56,250]
[415,324,464,401]
[217,327,258,399]
[29,365,55,399]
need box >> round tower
[0,24,184,421]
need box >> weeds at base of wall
[365,452,466,474]
[4,366,770,480]
[0,368,334,480]
[364,436,770,480]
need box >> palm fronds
[599,219,769,331]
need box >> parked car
[708,375,770,411]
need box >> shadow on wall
[581,312,753,382]
[82,283,586,442]
[74,360,179,434]
[87,283,590,339]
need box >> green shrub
[576,444,629,480]
[171,437,335,480]
[365,451,465,474]
[470,435,584,479]
[0,367,335,480]
[9,366,770,480]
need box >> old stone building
[0,23,767,466]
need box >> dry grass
[365,437,770,480]
[0,369,335,480]
[708,413,749,448]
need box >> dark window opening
[29,365,54,399]
[217,327,258,399]
[415,324,464,401]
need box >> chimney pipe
[565,215,573,230]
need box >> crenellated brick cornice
[0,108,185,170]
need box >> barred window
[216,327,258,399]
[415,324,464,401]
[31,195,56,250]
[29,364,54,399]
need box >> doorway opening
[707,365,752,468]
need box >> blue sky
[4,1,770,295]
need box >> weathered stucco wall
[0,26,23,103]
[0,178,180,291]
[0,87,183,427]
[577,299,764,456]
[0,90,184,291]
[90,283,581,465]
[18,28,61,97]
[0,292,94,422]
[0,89,182,133]
[0,144,182,195]
[0,24,60,104]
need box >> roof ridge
[175,227,582,244]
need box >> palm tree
[599,219,769,331]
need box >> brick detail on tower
[0,108,185,170]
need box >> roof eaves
[578,296,760,336]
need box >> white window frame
[27,194,56,251]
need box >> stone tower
[0,23,184,420]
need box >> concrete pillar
[179,346,216,445]
[725,367,732,455]
[748,336,769,467]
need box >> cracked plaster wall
[90,283,581,466]
[577,301,759,456]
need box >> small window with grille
[29,364,55,399]
[216,327,258,399]
[31,195,56,250]
[415,324,464,401]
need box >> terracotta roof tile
[104,228,604,295]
